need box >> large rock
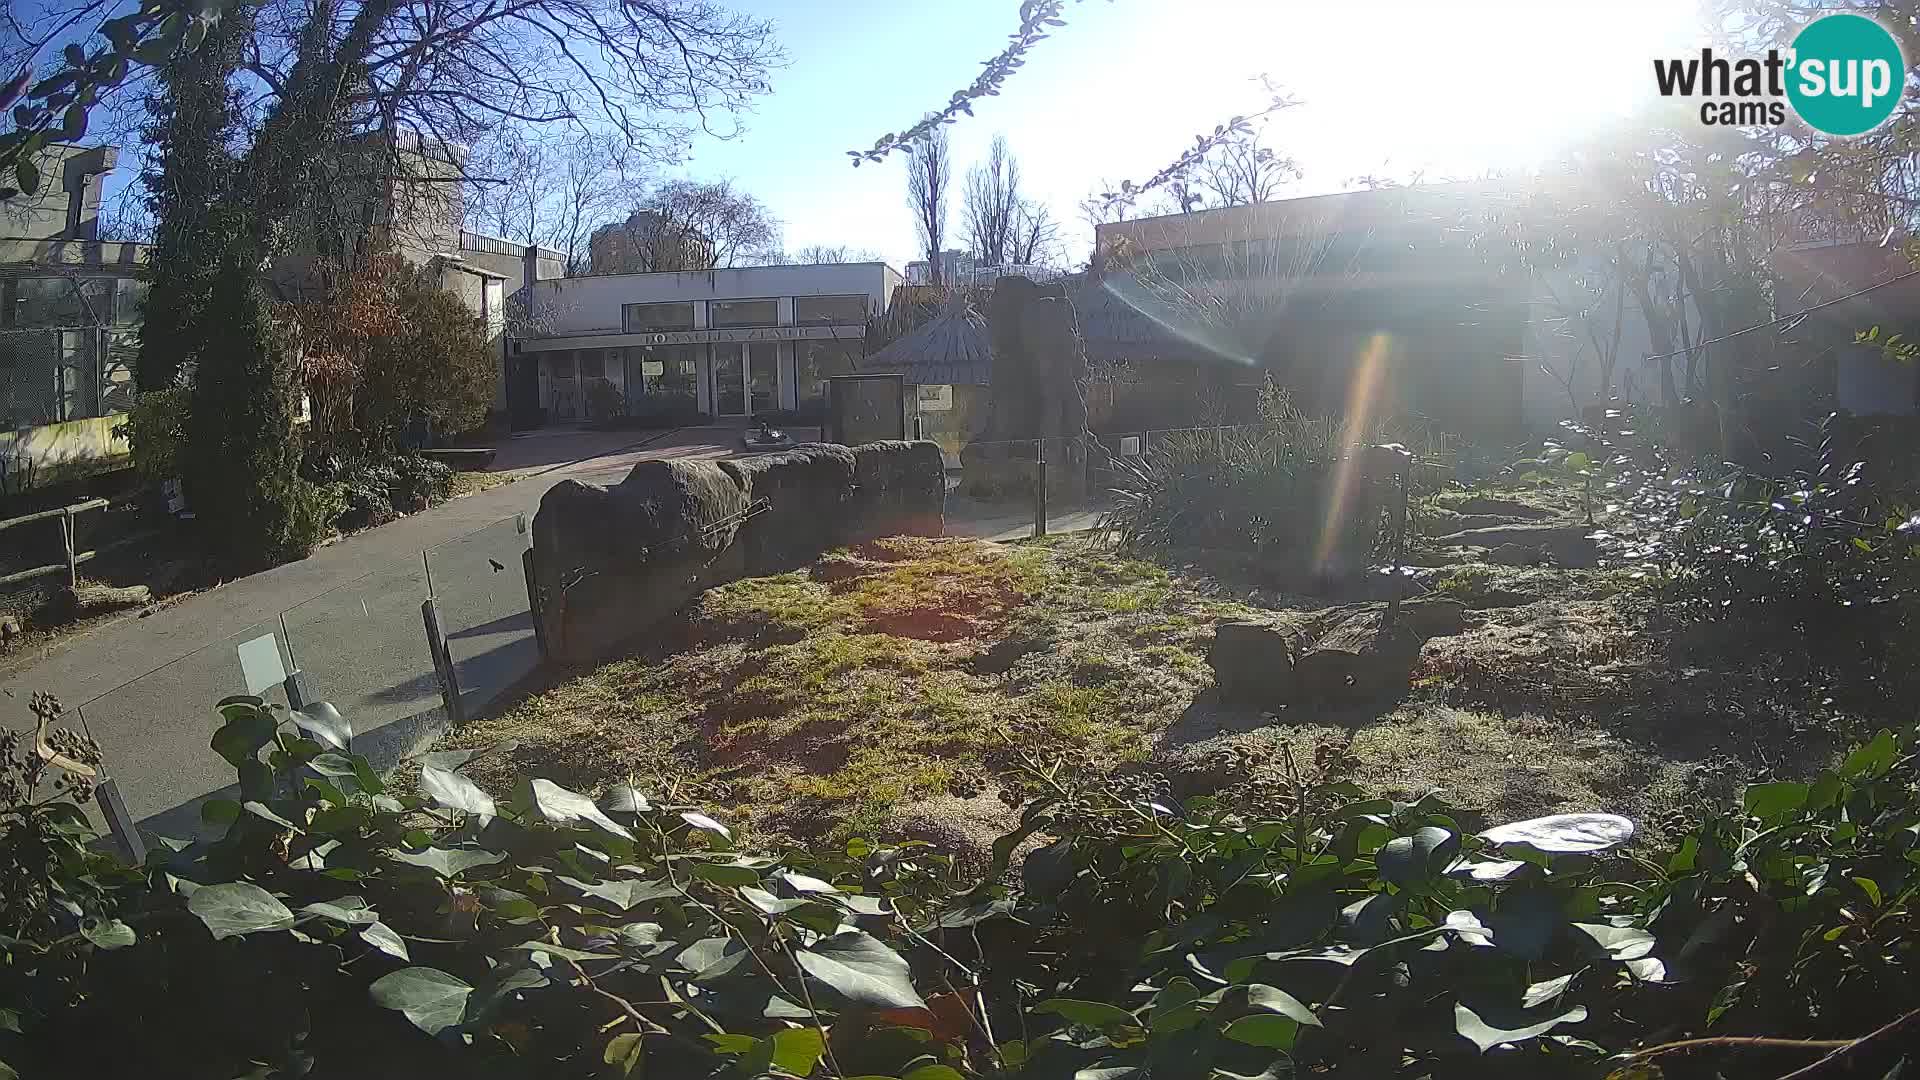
[1292,607,1426,703]
[532,441,947,666]
[1432,523,1599,569]
[721,444,858,575]
[846,440,946,540]
[1208,621,1298,707]
[533,458,751,665]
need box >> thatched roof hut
[862,293,991,385]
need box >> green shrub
[1104,383,1398,564]
[4,689,1916,1077]
[116,386,190,486]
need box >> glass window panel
[793,294,868,326]
[710,298,777,328]
[713,343,746,415]
[794,340,861,414]
[623,302,694,332]
[114,279,148,327]
[748,342,778,415]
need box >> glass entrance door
[713,343,747,416]
[748,343,779,416]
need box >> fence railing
[0,496,107,587]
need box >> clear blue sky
[669,0,1707,270]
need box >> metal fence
[63,513,539,852]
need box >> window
[579,351,605,379]
[794,294,869,326]
[709,298,777,328]
[794,339,862,415]
[113,279,148,327]
[626,345,698,408]
[623,302,694,333]
[10,278,84,328]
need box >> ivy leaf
[288,702,350,750]
[529,778,633,839]
[81,918,135,949]
[1743,782,1810,820]
[1522,973,1575,1007]
[558,875,679,911]
[796,930,926,1010]
[770,1026,826,1076]
[360,921,409,961]
[601,784,652,814]
[1378,826,1458,884]
[1222,1013,1300,1050]
[210,710,277,767]
[1481,813,1634,853]
[680,810,732,844]
[603,1032,644,1076]
[388,846,506,879]
[1454,1003,1588,1053]
[1034,998,1137,1030]
[420,764,496,823]
[1840,730,1896,779]
[690,861,761,886]
[369,967,473,1036]
[1570,923,1656,961]
[14,157,39,197]
[188,882,294,940]
[1243,983,1321,1027]
[677,937,754,983]
[301,896,377,926]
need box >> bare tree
[964,134,1022,267]
[1011,198,1058,266]
[762,244,882,265]
[1194,125,1299,207]
[464,128,630,273]
[613,178,781,270]
[904,124,950,285]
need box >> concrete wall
[529,263,896,337]
[0,144,116,242]
[0,414,130,490]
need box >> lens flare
[1314,332,1393,573]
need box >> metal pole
[421,596,464,726]
[1387,452,1411,629]
[60,510,76,589]
[1033,439,1049,539]
[913,413,925,441]
[94,777,145,864]
[523,547,549,663]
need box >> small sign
[915,384,954,412]
[237,634,288,697]
[1118,436,1142,457]
[641,360,665,377]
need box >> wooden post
[421,596,464,726]
[1033,439,1049,539]
[60,510,76,589]
[523,547,549,663]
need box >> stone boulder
[533,458,751,666]
[1432,523,1599,569]
[721,444,858,575]
[1208,621,1299,707]
[846,440,946,540]
[532,441,947,666]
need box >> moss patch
[452,536,1241,844]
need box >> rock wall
[532,440,945,666]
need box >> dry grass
[443,479,1849,859]
[453,536,1233,846]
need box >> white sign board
[915,384,954,412]
[237,633,288,696]
[641,360,665,377]
[1118,436,1142,457]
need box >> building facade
[587,211,713,275]
[513,263,900,423]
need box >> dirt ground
[443,478,1859,862]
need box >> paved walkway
[5,428,1102,839]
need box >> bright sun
[1232,0,1712,177]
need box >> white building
[512,263,901,423]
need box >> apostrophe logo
[1652,13,1906,136]
[1786,14,1904,135]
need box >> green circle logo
[1787,13,1906,136]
